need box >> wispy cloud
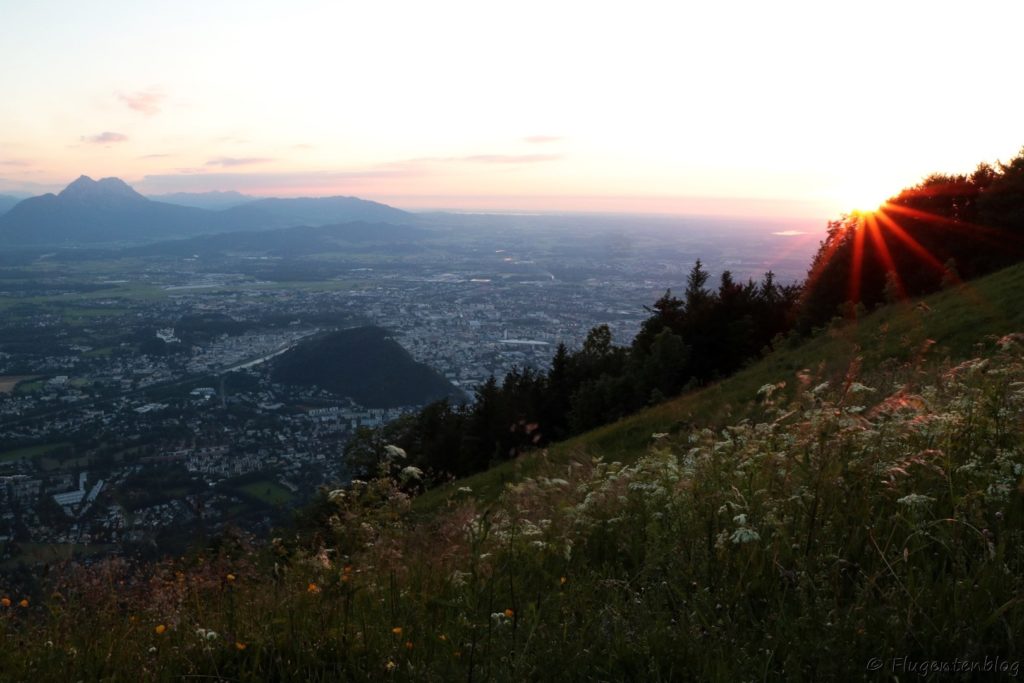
[136,168,421,194]
[119,90,164,116]
[462,154,561,164]
[0,159,32,167]
[139,153,172,159]
[205,157,276,167]
[83,131,128,144]
[523,135,562,144]
[410,153,562,165]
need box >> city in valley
[0,188,818,565]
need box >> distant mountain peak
[58,175,145,203]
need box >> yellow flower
[226,573,236,582]
[385,660,397,672]
[438,634,447,641]
[504,608,514,618]
[18,598,29,608]
[0,597,10,608]
[307,582,320,594]
[154,624,167,635]
[391,626,402,636]
[235,641,247,651]
[560,576,567,585]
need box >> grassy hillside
[2,264,1024,681]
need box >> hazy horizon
[2,0,1022,221]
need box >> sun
[835,179,892,216]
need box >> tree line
[344,263,799,481]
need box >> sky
[1,0,1022,221]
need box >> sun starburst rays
[803,196,1007,319]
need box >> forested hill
[270,326,462,409]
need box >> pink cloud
[119,90,164,116]
[206,157,276,167]
[83,132,128,144]
[408,153,562,165]
[461,154,562,164]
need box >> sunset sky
[1,0,1022,220]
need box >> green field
[14,379,46,395]
[0,442,71,463]
[236,479,295,506]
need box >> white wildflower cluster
[896,493,934,508]
[399,466,423,483]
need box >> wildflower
[155,624,167,635]
[327,488,347,502]
[384,444,407,460]
[400,465,423,482]
[307,582,321,594]
[405,640,414,650]
[385,660,397,672]
[226,573,236,582]
[0,597,10,607]
[439,634,448,641]
[235,641,247,651]
[391,626,403,636]
[560,576,567,585]
[504,608,514,618]
[897,493,934,508]
[148,646,157,654]
[19,598,29,608]
[730,527,761,545]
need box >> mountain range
[0,176,411,245]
